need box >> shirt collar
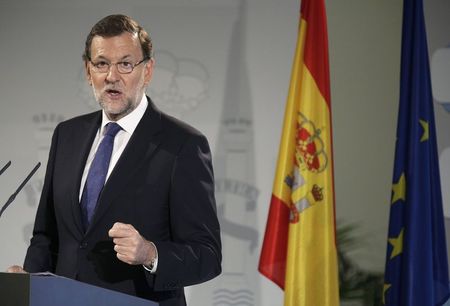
[100,95,148,135]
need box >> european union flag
[382,0,450,305]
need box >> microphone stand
[0,162,41,218]
[0,161,11,176]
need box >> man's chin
[101,104,133,121]
[100,100,124,112]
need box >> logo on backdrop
[216,178,259,252]
[431,45,450,113]
[148,50,209,118]
[23,113,64,243]
[432,45,450,219]
[77,68,98,111]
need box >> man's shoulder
[159,111,204,138]
[56,110,101,131]
[152,108,210,152]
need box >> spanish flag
[258,0,339,305]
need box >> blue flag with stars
[382,0,450,305]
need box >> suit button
[79,242,88,249]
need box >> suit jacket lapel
[86,99,163,234]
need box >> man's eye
[95,61,109,68]
[119,62,133,68]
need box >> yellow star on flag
[419,119,429,142]
[388,228,404,259]
[391,173,406,204]
[383,283,391,305]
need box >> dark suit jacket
[24,97,222,306]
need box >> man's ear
[85,61,92,86]
[144,57,155,86]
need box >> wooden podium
[0,272,158,306]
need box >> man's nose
[105,64,121,83]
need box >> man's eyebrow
[93,55,107,60]
[92,55,133,61]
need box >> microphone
[0,162,41,218]
[0,161,11,176]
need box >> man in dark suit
[7,14,221,306]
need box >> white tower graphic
[189,1,260,305]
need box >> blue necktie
[80,122,122,230]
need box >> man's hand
[6,265,27,273]
[108,222,156,266]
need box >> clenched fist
[108,222,156,267]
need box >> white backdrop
[0,0,448,305]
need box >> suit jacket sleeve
[149,132,222,291]
[23,125,60,272]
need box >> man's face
[85,32,154,121]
